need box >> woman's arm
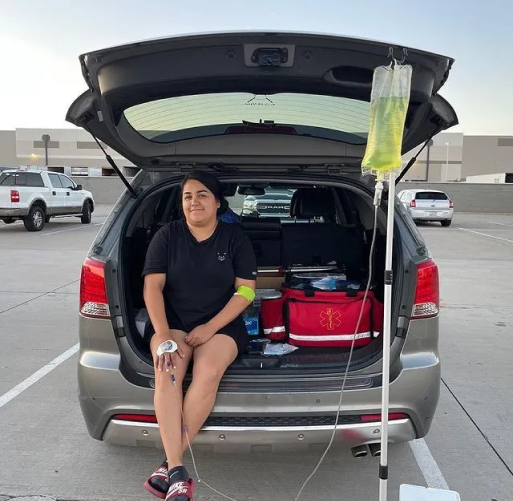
[207,277,256,333]
[185,277,256,347]
[144,273,187,367]
[143,273,170,336]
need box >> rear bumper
[103,418,416,453]
[410,208,453,221]
[77,314,441,453]
[0,208,28,218]
[78,351,440,452]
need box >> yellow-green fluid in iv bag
[361,64,412,177]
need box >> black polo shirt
[142,219,257,329]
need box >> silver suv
[398,189,454,226]
[69,31,457,457]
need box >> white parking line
[456,227,513,244]
[40,223,102,236]
[0,343,79,409]
[490,221,513,227]
[409,439,450,490]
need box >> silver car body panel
[77,312,440,450]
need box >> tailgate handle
[251,47,288,67]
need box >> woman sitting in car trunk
[141,171,257,501]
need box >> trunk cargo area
[120,176,402,373]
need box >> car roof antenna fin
[81,121,138,199]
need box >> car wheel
[441,220,452,227]
[24,205,46,232]
[81,202,92,224]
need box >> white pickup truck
[0,170,95,231]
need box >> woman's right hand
[152,332,186,372]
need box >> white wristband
[156,340,178,356]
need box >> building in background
[0,128,138,177]
[402,132,463,182]
[401,132,512,183]
[0,127,511,181]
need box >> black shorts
[168,315,249,358]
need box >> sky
[0,0,511,135]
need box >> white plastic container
[400,484,461,501]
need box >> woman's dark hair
[180,171,229,216]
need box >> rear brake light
[361,413,408,422]
[410,199,416,208]
[10,190,20,203]
[80,257,110,318]
[449,200,454,208]
[412,260,439,319]
[113,414,157,423]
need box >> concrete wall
[71,176,128,205]
[73,176,513,213]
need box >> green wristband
[235,285,255,302]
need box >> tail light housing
[80,258,110,318]
[113,414,157,423]
[10,190,20,203]
[410,199,416,208]
[449,200,454,208]
[412,260,439,319]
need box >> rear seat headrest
[240,216,281,231]
[290,188,336,218]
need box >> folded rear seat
[281,188,364,278]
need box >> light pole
[42,134,50,167]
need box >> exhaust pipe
[351,445,369,458]
[369,443,381,457]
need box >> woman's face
[182,179,220,226]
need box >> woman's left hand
[185,324,216,347]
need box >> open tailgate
[66,31,458,173]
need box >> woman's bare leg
[151,330,193,469]
[180,334,238,449]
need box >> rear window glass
[0,172,44,187]
[0,173,14,186]
[124,92,370,144]
[415,192,448,200]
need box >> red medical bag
[261,286,383,348]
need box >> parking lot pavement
[1,210,512,501]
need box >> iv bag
[361,63,412,179]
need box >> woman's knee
[153,357,191,391]
[193,360,224,387]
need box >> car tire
[24,205,46,232]
[441,220,452,227]
[81,202,92,224]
